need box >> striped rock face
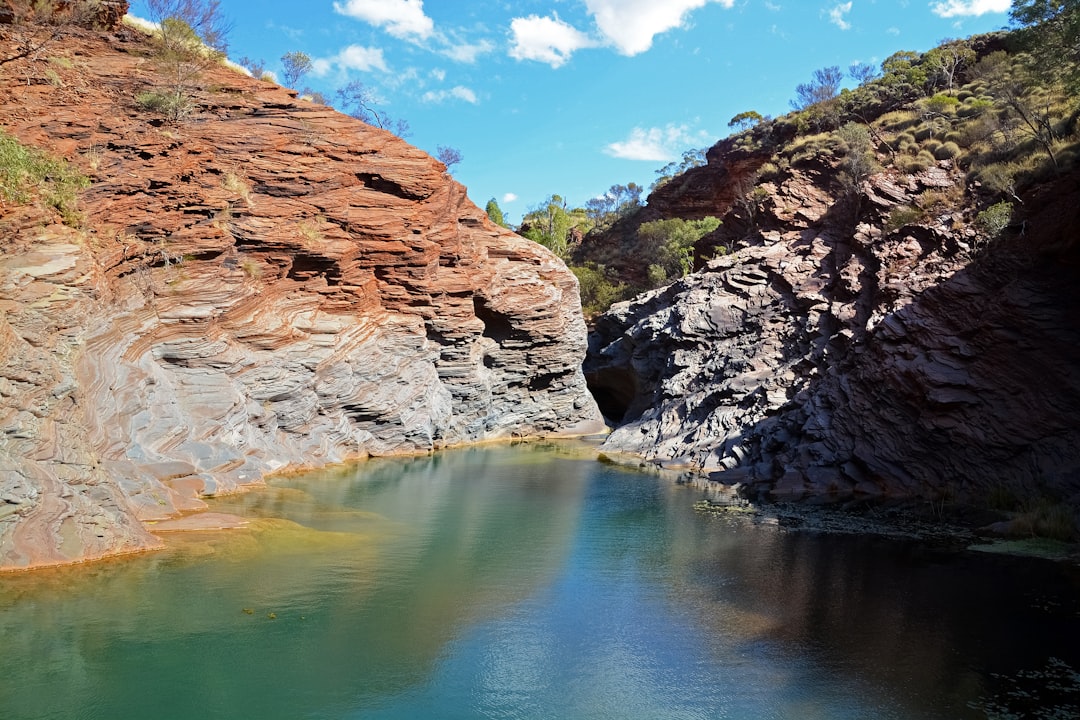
[0,24,602,570]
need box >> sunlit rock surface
[0,19,602,569]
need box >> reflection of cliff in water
[654,495,1080,718]
[0,446,589,718]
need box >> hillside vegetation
[514,1,1080,316]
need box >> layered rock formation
[0,19,602,569]
[587,139,1080,503]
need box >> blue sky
[129,1,1013,223]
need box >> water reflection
[0,443,1077,720]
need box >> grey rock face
[587,163,1080,504]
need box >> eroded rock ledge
[0,23,602,569]
[587,145,1080,504]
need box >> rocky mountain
[0,11,602,569]
[586,70,1080,509]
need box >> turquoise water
[1,443,1078,719]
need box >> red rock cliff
[0,21,603,569]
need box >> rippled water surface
[2,444,1078,719]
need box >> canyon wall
[587,139,1080,503]
[0,21,602,569]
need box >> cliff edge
[0,18,603,569]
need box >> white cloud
[930,0,1010,17]
[508,14,595,68]
[430,68,446,82]
[503,193,519,203]
[312,45,389,76]
[584,0,734,56]
[442,38,496,63]
[604,125,706,162]
[338,45,389,72]
[422,85,479,104]
[333,0,434,39]
[829,2,853,30]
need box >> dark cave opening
[585,367,639,425]
[473,296,514,343]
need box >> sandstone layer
[587,138,1080,504]
[0,20,602,569]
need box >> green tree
[583,182,644,228]
[485,198,507,227]
[637,216,721,287]
[976,51,1065,167]
[728,110,764,132]
[571,263,629,316]
[924,39,976,91]
[1011,0,1080,88]
[146,0,230,54]
[836,122,878,195]
[521,195,574,258]
[651,148,707,193]
[878,50,929,102]
[140,0,231,121]
[280,51,312,88]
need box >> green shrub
[925,93,960,116]
[913,125,934,142]
[136,89,194,121]
[646,264,668,288]
[571,263,630,315]
[958,97,993,118]
[884,205,925,231]
[934,141,961,160]
[637,216,721,286]
[757,162,782,180]
[976,201,1012,237]
[971,162,1019,198]
[917,188,959,210]
[895,150,935,173]
[0,130,89,225]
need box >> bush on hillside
[0,130,89,225]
